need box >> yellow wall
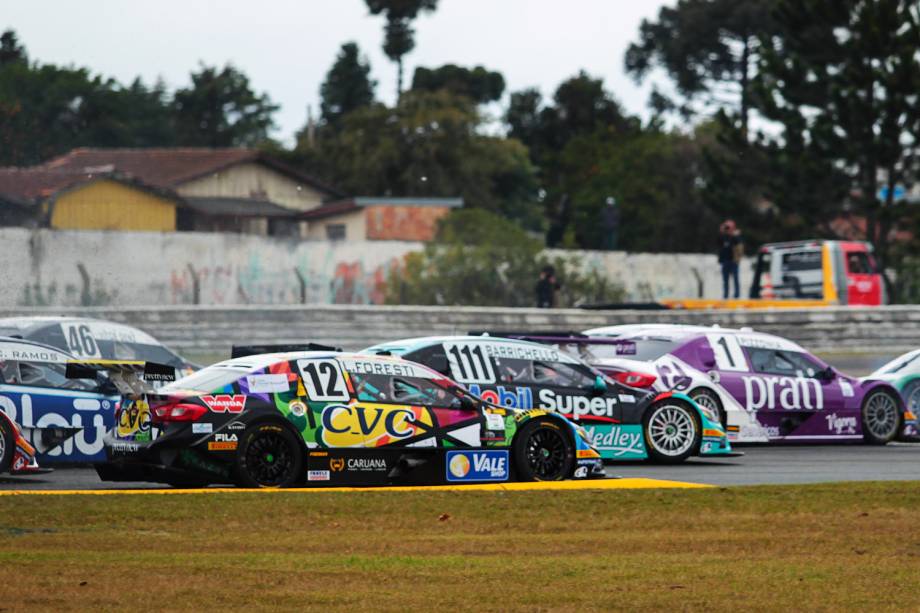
[50,180,176,232]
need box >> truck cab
[749,240,884,306]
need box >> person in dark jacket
[536,265,560,308]
[717,220,743,299]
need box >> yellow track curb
[0,477,711,496]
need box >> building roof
[0,167,181,207]
[40,147,343,197]
[182,196,301,218]
[300,196,463,221]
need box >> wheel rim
[648,404,695,456]
[245,432,295,486]
[864,393,899,440]
[0,426,6,463]
[524,427,567,480]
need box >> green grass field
[2,482,920,611]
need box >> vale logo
[445,450,509,482]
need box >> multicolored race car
[869,350,920,417]
[561,324,916,444]
[0,408,43,476]
[361,336,733,463]
[98,351,604,487]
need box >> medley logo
[583,425,645,458]
[445,450,509,482]
[741,376,824,411]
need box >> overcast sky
[6,0,672,143]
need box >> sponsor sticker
[445,450,509,482]
[485,413,504,430]
[201,395,246,414]
[192,422,213,434]
[308,470,330,481]
[839,380,855,398]
[207,433,238,451]
[246,374,290,393]
[584,425,645,458]
[573,466,589,478]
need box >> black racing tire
[513,417,574,481]
[0,417,14,474]
[643,400,701,464]
[688,387,726,426]
[861,389,902,445]
[236,423,303,488]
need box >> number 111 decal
[443,342,496,384]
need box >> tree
[172,63,278,147]
[625,0,778,137]
[304,90,542,228]
[755,0,920,284]
[385,209,625,306]
[0,30,26,65]
[411,64,505,104]
[320,42,376,126]
[506,72,639,245]
[365,0,438,97]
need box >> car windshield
[878,350,920,376]
[584,338,680,362]
[161,365,249,393]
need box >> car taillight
[151,403,207,423]
[614,371,657,388]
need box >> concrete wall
[0,305,914,360]
[0,228,752,308]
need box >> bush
[384,210,625,307]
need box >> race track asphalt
[2,443,917,491]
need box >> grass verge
[2,482,920,611]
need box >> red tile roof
[0,168,123,205]
[39,147,340,196]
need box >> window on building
[326,224,346,240]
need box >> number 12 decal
[444,342,496,384]
[297,359,350,401]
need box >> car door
[0,358,111,462]
[841,245,882,306]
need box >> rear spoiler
[231,343,342,359]
[65,360,176,395]
[467,331,632,346]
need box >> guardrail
[2,304,918,357]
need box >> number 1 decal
[297,359,350,401]
[706,334,749,372]
[443,342,496,384]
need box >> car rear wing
[467,331,636,346]
[65,359,176,396]
[231,343,342,358]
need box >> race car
[573,324,916,444]
[0,316,195,374]
[868,349,920,419]
[361,336,733,463]
[0,408,43,476]
[0,336,126,463]
[98,350,604,487]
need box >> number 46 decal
[297,359,350,401]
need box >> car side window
[18,361,98,391]
[747,348,821,378]
[0,360,20,384]
[390,377,463,409]
[531,361,594,388]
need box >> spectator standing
[717,220,743,299]
[536,265,560,308]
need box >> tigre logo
[330,458,345,471]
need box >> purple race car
[499,325,917,444]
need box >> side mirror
[460,395,476,411]
[698,345,716,368]
[819,366,836,381]
[591,375,608,397]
